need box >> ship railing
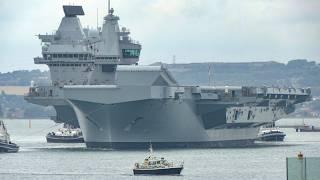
[126,38,140,45]
[38,34,56,43]
[242,86,311,97]
[94,58,119,64]
[25,86,59,97]
[131,40,140,45]
[34,57,47,64]
[262,87,311,95]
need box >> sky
[0,0,319,72]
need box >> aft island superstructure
[25,4,311,149]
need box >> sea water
[0,119,320,180]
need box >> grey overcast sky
[0,0,319,72]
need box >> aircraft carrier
[25,4,311,149]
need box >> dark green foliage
[0,93,55,118]
[0,70,49,86]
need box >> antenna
[108,0,111,14]
[96,8,99,29]
[172,55,176,64]
[149,142,153,154]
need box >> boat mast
[149,143,153,154]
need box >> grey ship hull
[0,141,19,153]
[69,99,259,149]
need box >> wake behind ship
[25,3,311,149]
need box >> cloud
[0,0,319,72]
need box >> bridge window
[46,53,93,59]
[79,54,84,60]
[122,49,140,58]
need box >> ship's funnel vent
[63,5,85,17]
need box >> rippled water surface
[1,119,320,180]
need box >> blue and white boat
[257,128,286,141]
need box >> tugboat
[46,124,84,143]
[257,128,286,141]
[133,144,184,175]
[297,126,320,132]
[0,120,19,153]
[295,119,320,132]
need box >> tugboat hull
[133,167,183,175]
[0,141,19,153]
[258,134,286,141]
[46,134,84,143]
[299,129,320,132]
[297,127,320,132]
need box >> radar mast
[108,0,110,14]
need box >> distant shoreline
[0,86,29,95]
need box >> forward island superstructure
[25,5,141,127]
[25,4,311,149]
